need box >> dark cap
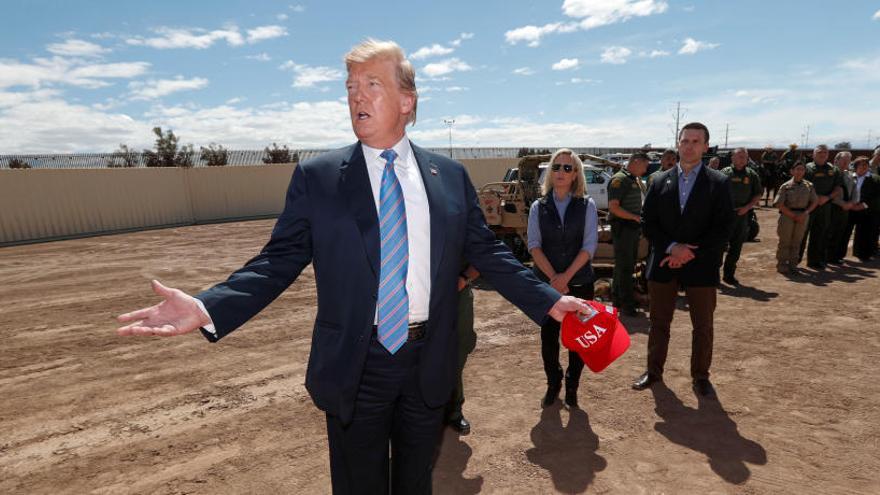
[629,151,650,162]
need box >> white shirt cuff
[193,298,217,335]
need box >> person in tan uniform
[774,161,819,273]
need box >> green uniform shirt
[721,165,762,207]
[805,162,843,196]
[761,151,778,166]
[607,169,645,221]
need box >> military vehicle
[478,154,649,267]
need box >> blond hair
[344,38,418,125]
[542,148,586,197]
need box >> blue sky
[2,0,879,153]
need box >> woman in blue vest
[526,148,599,408]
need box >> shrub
[263,143,299,164]
[8,158,31,169]
[107,144,139,168]
[200,143,228,166]
[143,127,194,167]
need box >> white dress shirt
[199,137,432,334]
[362,137,432,323]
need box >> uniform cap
[560,300,630,373]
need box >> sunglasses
[551,163,574,173]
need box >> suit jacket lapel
[411,142,446,286]
[340,143,380,280]
[665,167,682,221]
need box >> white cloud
[506,0,667,46]
[422,58,472,78]
[279,61,345,88]
[504,22,577,47]
[678,37,719,55]
[600,46,631,64]
[552,58,579,70]
[446,86,468,92]
[0,57,150,89]
[225,97,245,104]
[246,53,271,62]
[246,25,287,43]
[126,25,285,49]
[411,44,454,60]
[47,39,110,57]
[570,77,599,84]
[648,49,670,58]
[513,67,535,76]
[289,4,305,12]
[277,13,289,21]
[449,32,474,47]
[873,9,880,20]
[128,77,209,100]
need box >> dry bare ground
[1,207,878,494]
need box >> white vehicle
[536,163,611,210]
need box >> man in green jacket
[720,148,763,285]
[608,152,648,315]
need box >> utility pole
[443,119,455,159]
[724,123,730,148]
[803,125,811,148]
[673,101,682,146]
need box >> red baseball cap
[561,301,630,373]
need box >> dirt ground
[1,206,879,494]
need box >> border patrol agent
[608,152,649,315]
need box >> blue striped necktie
[377,149,409,354]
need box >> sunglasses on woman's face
[551,163,574,173]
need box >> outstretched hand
[116,280,210,337]
[548,295,591,322]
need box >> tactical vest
[609,170,644,221]
[806,163,839,196]
[723,166,759,207]
[532,194,594,286]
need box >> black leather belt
[789,208,806,212]
[372,321,427,341]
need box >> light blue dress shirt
[526,193,598,257]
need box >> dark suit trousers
[326,334,444,495]
[541,283,594,388]
[647,280,717,380]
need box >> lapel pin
[430,166,438,176]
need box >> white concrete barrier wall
[0,158,518,245]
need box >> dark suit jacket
[641,165,735,287]
[196,142,559,423]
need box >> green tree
[263,143,299,164]
[8,158,30,169]
[107,144,138,168]
[200,143,228,166]
[143,127,194,167]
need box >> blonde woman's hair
[542,148,586,197]
[344,38,418,125]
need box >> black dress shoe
[807,262,825,270]
[722,275,739,286]
[564,387,579,408]
[542,381,562,407]
[448,416,471,435]
[631,372,661,390]
[827,258,844,265]
[692,379,716,398]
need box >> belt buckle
[407,321,426,341]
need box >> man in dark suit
[116,39,587,494]
[631,122,735,398]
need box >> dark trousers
[723,213,749,277]
[541,283,594,389]
[326,334,443,495]
[647,280,717,380]
[828,205,850,261]
[611,222,640,310]
[447,287,476,421]
[851,209,876,259]
[806,202,834,264]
